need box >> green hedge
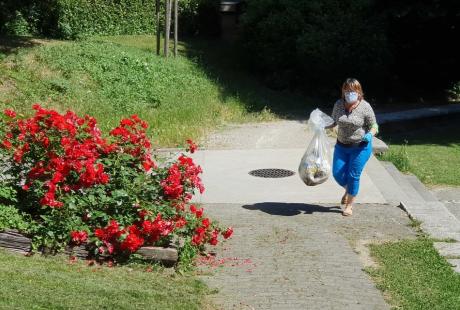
[239,0,460,99]
[56,0,156,39]
[239,0,390,95]
[0,0,219,39]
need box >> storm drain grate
[249,168,295,178]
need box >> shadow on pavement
[242,202,342,216]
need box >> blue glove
[362,132,373,143]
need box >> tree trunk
[164,0,172,57]
[156,0,161,55]
[174,0,178,57]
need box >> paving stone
[447,259,460,273]
[444,202,460,222]
[198,203,416,309]
[433,243,460,257]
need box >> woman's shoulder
[360,99,374,111]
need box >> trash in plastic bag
[298,108,334,186]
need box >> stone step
[380,161,460,242]
[379,161,425,204]
[402,201,460,241]
[404,174,439,202]
[365,157,407,205]
[434,242,460,258]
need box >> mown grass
[378,118,460,186]
[0,249,211,309]
[0,35,277,147]
[367,238,460,309]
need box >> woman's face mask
[344,91,359,104]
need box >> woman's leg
[343,144,371,216]
[346,143,373,198]
[332,145,349,188]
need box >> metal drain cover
[249,168,295,178]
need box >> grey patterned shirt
[331,99,377,144]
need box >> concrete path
[376,104,460,124]
[195,120,417,309]
[191,148,385,205]
[192,120,387,205]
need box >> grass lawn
[378,118,460,186]
[0,249,212,309]
[0,35,290,147]
[367,238,460,309]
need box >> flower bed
[0,106,232,265]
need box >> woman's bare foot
[342,204,353,216]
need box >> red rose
[3,109,16,118]
[202,218,210,228]
[186,139,198,153]
[2,140,12,149]
[195,208,204,218]
[222,227,233,239]
[175,217,187,228]
[70,230,88,244]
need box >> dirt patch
[352,239,387,268]
[0,78,18,101]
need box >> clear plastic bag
[298,108,334,186]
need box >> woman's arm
[369,123,378,136]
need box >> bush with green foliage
[0,106,233,264]
[0,0,219,39]
[0,0,156,38]
[446,81,460,101]
[239,0,390,95]
[55,0,156,39]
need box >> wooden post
[164,0,172,57]
[156,0,161,55]
[173,0,178,57]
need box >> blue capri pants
[332,142,372,197]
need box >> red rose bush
[0,105,232,263]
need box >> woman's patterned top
[331,99,377,144]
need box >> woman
[329,78,378,216]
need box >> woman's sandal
[342,204,353,216]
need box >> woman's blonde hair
[341,78,364,101]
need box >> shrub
[446,81,460,101]
[55,0,156,39]
[0,0,220,39]
[2,11,32,36]
[0,0,59,37]
[0,106,232,262]
[239,0,390,95]
[181,0,221,36]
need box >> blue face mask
[344,91,359,103]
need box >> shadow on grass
[242,202,342,216]
[180,37,328,120]
[0,36,41,55]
